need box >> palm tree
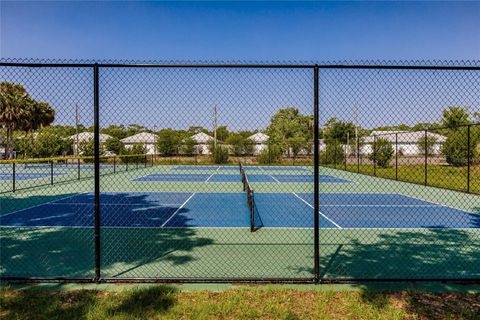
[0,82,55,159]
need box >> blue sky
[0,1,479,131]
[1,1,479,61]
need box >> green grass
[2,286,480,319]
[329,163,480,194]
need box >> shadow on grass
[0,285,177,320]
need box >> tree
[320,140,345,165]
[78,139,102,162]
[0,82,55,159]
[266,108,313,155]
[441,106,471,130]
[417,135,437,156]
[213,126,229,142]
[225,134,244,156]
[442,126,480,166]
[180,137,196,156]
[101,125,128,140]
[323,118,356,144]
[257,144,282,164]
[123,144,147,163]
[157,129,181,156]
[105,137,125,155]
[286,136,307,163]
[210,145,229,164]
[369,138,394,168]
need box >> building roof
[248,132,269,143]
[191,132,215,143]
[69,132,112,143]
[121,132,158,144]
[364,131,447,143]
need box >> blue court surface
[0,172,66,181]
[173,165,309,171]
[132,173,349,183]
[1,192,478,229]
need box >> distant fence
[322,123,480,194]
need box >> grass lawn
[1,285,480,320]
[329,164,480,194]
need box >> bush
[442,126,480,166]
[257,144,282,164]
[320,140,345,165]
[180,137,196,156]
[369,138,394,168]
[105,137,125,155]
[122,144,147,163]
[211,145,229,164]
[416,135,437,156]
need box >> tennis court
[1,164,479,280]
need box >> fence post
[12,162,16,192]
[77,157,81,180]
[344,140,347,170]
[126,156,129,171]
[467,124,471,193]
[313,64,320,284]
[373,135,376,176]
[93,63,101,282]
[334,139,337,169]
[395,133,398,180]
[50,160,54,185]
[144,154,147,168]
[113,156,116,174]
[424,130,428,186]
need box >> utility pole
[213,105,217,149]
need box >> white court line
[258,166,280,183]
[161,193,196,227]
[0,192,88,218]
[292,192,343,229]
[318,204,439,207]
[204,166,221,182]
[403,194,476,214]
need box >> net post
[313,64,320,284]
[93,63,101,282]
[467,124,471,193]
[12,162,16,192]
[424,130,428,186]
[50,160,54,185]
[395,133,398,180]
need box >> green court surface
[1,165,479,281]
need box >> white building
[121,132,159,155]
[191,132,215,155]
[248,132,269,155]
[69,132,112,155]
[362,131,447,155]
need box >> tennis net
[239,163,262,232]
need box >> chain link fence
[1,60,479,282]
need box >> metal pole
[395,133,398,180]
[12,162,15,192]
[424,130,428,186]
[313,65,320,283]
[113,156,116,174]
[467,125,471,193]
[77,157,81,180]
[373,135,376,176]
[50,160,54,185]
[93,64,101,282]
[334,139,337,169]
